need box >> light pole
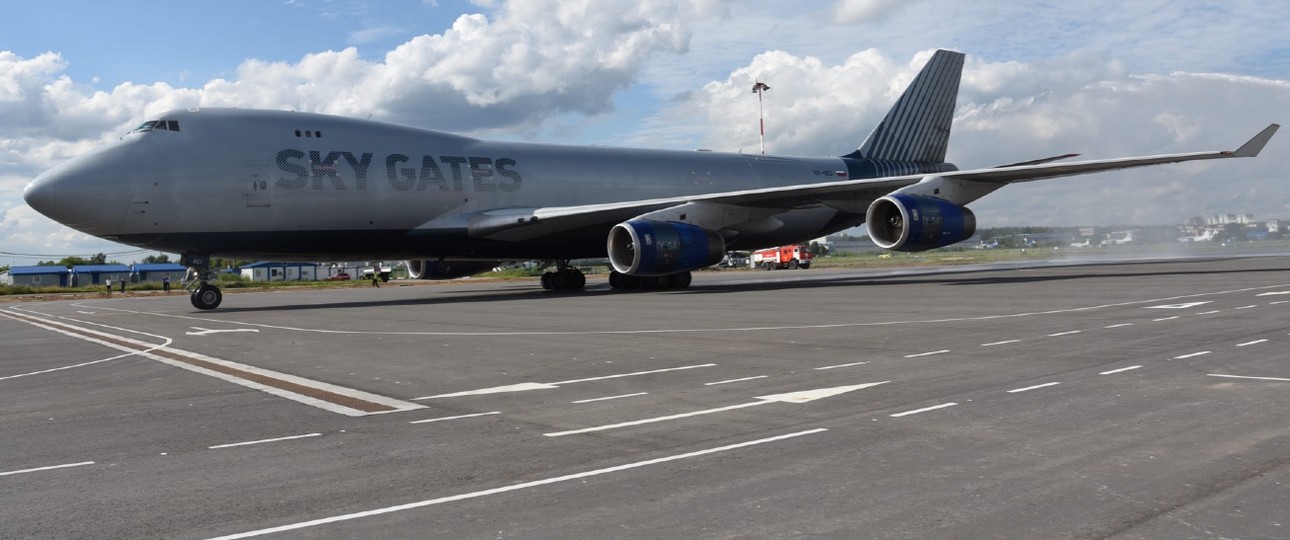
[752,81,770,154]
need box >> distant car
[327,272,351,281]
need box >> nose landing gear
[181,254,223,310]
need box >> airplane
[22,50,1279,310]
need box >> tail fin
[847,50,964,163]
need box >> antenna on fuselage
[752,81,770,154]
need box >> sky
[3,0,1289,267]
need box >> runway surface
[3,255,1289,539]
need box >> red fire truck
[750,244,813,270]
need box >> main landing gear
[181,254,222,310]
[608,270,692,290]
[540,261,586,291]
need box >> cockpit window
[131,119,181,133]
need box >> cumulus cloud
[658,48,1290,225]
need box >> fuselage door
[244,164,272,207]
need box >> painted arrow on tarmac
[413,363,716,400]
[544,381,890,437]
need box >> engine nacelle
[866,193,976,251]
[406,260,498,280]
[607,220,725,276]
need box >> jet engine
[607,220,725,276]
[866,193,976,252]
[406,260,498,280]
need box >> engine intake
[866,193,976,251]
[608,220,725,276]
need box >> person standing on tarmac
[371,264,381,287]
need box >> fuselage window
[305,131,312,138]
[315,130,322,138]
[294,130,302,137]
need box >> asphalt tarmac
[3,255,1289,539]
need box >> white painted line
[1196,310,1221,315]
[187,327,261,336]
[1153,316,1180,322]
[1236,339,1268,347]
[890,402,957,418]
[415,383,558,400]
[209,433,322,449]
[546,382,887,437]
[1100,365,1142,375]
[76,311,95,315]
[1208,374,1290,382]
[550,363,717,385]
[904,350,950,358]
[0,461,95,477]
[205,428,828,540]
[705,375,768,386]
[1047,330,1082,337]
[1234,305,1257,310]
[1173,351,1212,360]
[814,361,868,370]
[1145,302,1211,309]
[1007,382,1061,393]
[409,411,500,424]
[573,393,649,404]
[0,353,134,381]
[981,339,1020,347]
[1103,323,1134,329]
[416,364,718,400]
[1256,291,1290,296]
[1271,300,1289,305]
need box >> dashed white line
[0,461,95,477]
[205,428,828,540]
[1153,316,1180,322]
[1100,365,1142,375]
[408,411,500,424]
[1270,300,1289,305]
[890,402,957,418]
[1207,374,1290,382]
[1236,339,1268,347]
[904,350,950,358]
[1007,382,1061,393]
[981,339,1020,347]
[1103,323,1134,329]
[814,361,868,370]
[1047,330,1082,337]
[572,393,649,404]
[208,433,322,449]
[1196,310,1221,315]
[1234,305,1257,310]
[705,375,768,386]
[1173,351,1212,360]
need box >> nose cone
[24,144,134,237]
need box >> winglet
[1232,123,1279,157]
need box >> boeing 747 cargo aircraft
[23,50,1279,309]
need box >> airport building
[1,266,72,287]
[239,262,319,282]
[70,264,132,287]
[132,262,188,284]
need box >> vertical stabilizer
[848,50,964,163]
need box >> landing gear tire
[541,265,585,291]
[609,270,690,290]
[191,284,223,310]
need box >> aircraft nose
[24,145,133,236]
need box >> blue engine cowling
[865,193,976,251]
[607,220,726,276]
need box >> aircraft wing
[467,123,1278,241]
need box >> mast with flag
[752,81,770,154]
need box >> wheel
[788,259,799,269]
[192,284,222,310]
[540,272,553,290]
[609,271,625,289]
[548,271,567,290]
[762,262,773,271]
[567,270,586,289]
[672,271,692,288]
[648,275,671,289]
